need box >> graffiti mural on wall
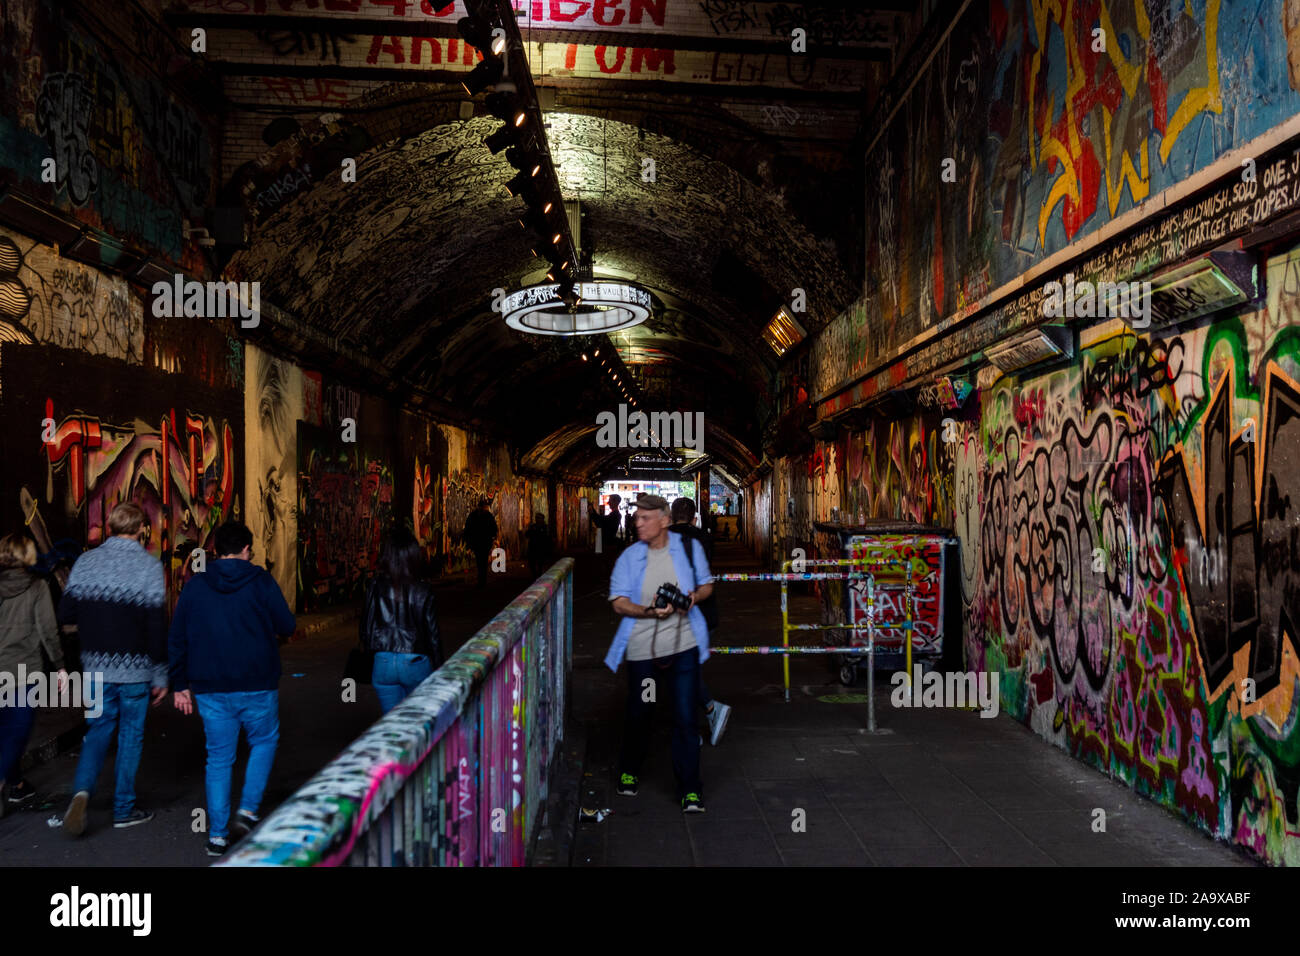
[245,344,303,605]
[0,346,240,612]
[775,241,1300,864]
[813,0,1300,398]
[442,469,503,576]
[0,229,143,364]
[41,401,237,609]
[297,423,394,611]
[414,454,438,565]
[743,474,772,560]
[966,324,1234,846]
[0,2,216,259]
[146,313,243,391]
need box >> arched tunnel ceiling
[228,109,857,478]
[522,419,757,477]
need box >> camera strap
[646,542,685,669]
[651,600,684,670]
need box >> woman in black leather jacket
[362,528,442,714]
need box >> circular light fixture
[501,280,654,336]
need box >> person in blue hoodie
[168,521,295,857]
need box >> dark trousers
[619,648,702,798]
[0,693,36,786]
[473,548,490,587]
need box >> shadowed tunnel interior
[6,0,1300,878]
[223,105,861,480]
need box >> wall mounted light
[983,325,1073,373]
[762,306,807,356]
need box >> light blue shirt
[604,531,713,672]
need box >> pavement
[0,541,1262,867]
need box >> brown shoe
[63,791,89,837]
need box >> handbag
[683,536,720,630]
[344,643,374,685]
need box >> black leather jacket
[361,575,441,663]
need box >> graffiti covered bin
[814,521,962,684]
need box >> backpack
[682,536,719,630]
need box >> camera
[654,582,691,612]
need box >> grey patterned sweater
[58,536,168,688]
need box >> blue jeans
[195,690,279,841]
[72,681,149,819]
[0,687,37,786]
[373,652,434,715]
[620,648,702,798]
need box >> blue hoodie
[167,558,296,694]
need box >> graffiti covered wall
[0,0,218,264]
[0,343,241,611]
[0,228,144,367]
[244,343,303,605]
[815,0,1300,399]
[297,386,396,612]
[779,238,1300,865]
[742,473,773,560]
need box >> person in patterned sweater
[57,502,168,837]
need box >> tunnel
[0,0,1290,909]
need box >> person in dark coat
[168,521,296,857]
[462,498,498,588]
[623,503,637,544]
[526,514,554,579]
[601,495,623,552]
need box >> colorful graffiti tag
[1,344,240,611]
[39,399,237,609]
[766,240,1300,865]
[815,0,1300,398]
[297,424,395,611]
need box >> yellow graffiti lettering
[1159,0,1222,165]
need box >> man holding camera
[604,494,713,813]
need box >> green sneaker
[616,773,638,796]
[682,793,705,813]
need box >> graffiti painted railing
[219,558,573,867]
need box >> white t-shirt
[624,542,697,661]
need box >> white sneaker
[707,701,731,746]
